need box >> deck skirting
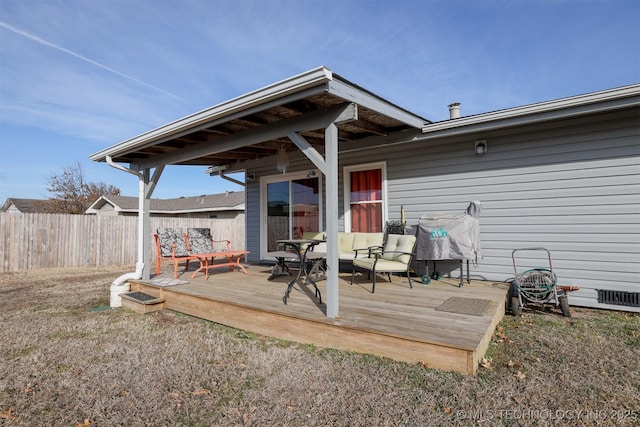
[128,269,507,375]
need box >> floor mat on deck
[435,297,491,316]
[147,278,189,287]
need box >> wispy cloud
[0,0,638,202]
[1,62,181,142]
[0,21,186,102]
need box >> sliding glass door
[263,172,321,253]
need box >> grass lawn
[1,266,638,426]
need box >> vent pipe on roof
[448,102,461,119]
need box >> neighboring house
[1,198,50,213]
[90,67,639,315]
[86,191,245,219]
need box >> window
[344,163,386,232]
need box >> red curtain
[350,169,382,232]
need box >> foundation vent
[597,290,640,307]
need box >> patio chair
[351,234,416,293]
[301,231,326,251]
[154,228,195,278]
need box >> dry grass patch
[1,266,638,426]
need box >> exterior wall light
[276,146,289,173]
[475,140,488,156]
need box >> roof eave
[420,83,640,138]
[89,66,334,162]
[327,74,429,128]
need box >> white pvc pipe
[106,156,146,307]
[110,261,144,307]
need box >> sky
[1,0,639,202]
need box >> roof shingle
[90,191,245,213]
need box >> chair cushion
[381,234,416,264]
[337,232,355,253]
[157,228,188,257]
[301,231,326,252]
[302,231,324,240]
[352,232,383,251]
[187,228,214,254]
[352,257,409,273]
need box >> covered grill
[414,201,482,286]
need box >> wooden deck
[127,262,509,375]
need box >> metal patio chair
[351,234,417,293]
[154,228,196,278]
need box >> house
[1,198,50,213]
[85,191,245,219]
[90,66,640,315]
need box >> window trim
[343,161,387,233]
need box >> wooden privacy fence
[0,213,245,272]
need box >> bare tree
[42,162,120,214]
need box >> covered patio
[92,67,509,374]
[125,263,509,375]
[91,66,429,319]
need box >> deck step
[120,291,165,314]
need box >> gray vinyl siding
[244,107,639,311]
[383,108,639,312]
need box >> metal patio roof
[90,66,429,169]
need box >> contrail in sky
[0,21,186,102]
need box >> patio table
[275,239,325,305]
[190,250,249,280]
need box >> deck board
[128,263,509,375]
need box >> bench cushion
[338,232,384,260]
[157,228,189,257]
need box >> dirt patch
[1,266,638,426]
